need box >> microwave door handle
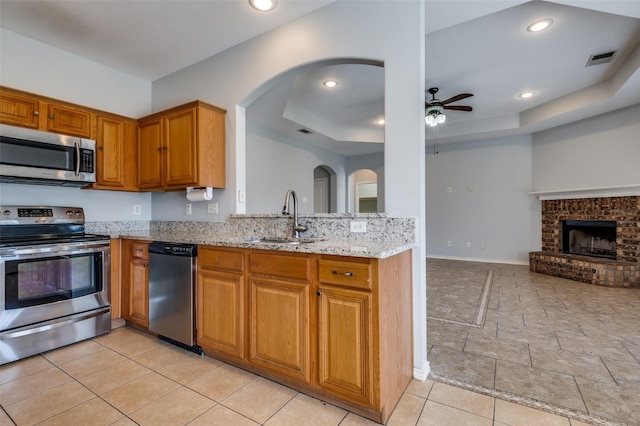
[74,141,81,176]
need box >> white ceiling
[1,0,639,155]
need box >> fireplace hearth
[529,196,639,288]
[561,220,616,259]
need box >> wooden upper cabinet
[164,107,198,187]
[137,101,226,191]
[0,91,40,129]
[46,103,91,138]
[0,87,92,138]
[94,115,138,190]
[137,118,164,190]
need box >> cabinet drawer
[249,252,310,281]
[199,247,244,272]
[130,241,149,259]
[318,258,372,290]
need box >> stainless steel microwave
[0,124,96,187]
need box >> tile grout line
[429,373,628,426]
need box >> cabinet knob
[49,114,55,119]
[98,146,104,151]
[33,111,39,116]
[316,291,322,296]
[157,147,162,152]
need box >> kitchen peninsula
[91,213,415,424]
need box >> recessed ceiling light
[375,118,385,125]
[519,91,535,99]
[527,18,553,32]
[249,0,277,12]
[322,80,338,88]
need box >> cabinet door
[0,91,40,128]
[164,107,198,188]
[250,278,310,383]
[318,285,373,406]
[46,103,91,138]
[128,257,149,327]
[95,116,138,189]
[197,269,245,358]
[138,118,164,189]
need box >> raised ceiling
[1,0,639,154]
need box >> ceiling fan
[425,87,473,126]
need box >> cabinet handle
[316,291,322,296]
[332,270,354,277]
[157,147,162,152]
[49,114,54,119]
[33,111,39,116]
[98,146,104,151]
[163,146,168,151]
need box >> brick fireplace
[529,196,639,288]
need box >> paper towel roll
[186,187,213,201]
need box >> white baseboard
[413,361,430,381]
[427,255,529,266]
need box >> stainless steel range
[0,206,111,365]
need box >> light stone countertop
[109,230,414,259]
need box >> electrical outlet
[447,240,452,247]
[467,242,471,248]
[446,186,452,193]
[133,204,141,215]
[350,221,367,233]
[207,203,218,214]
[237,190,246,203]
[185,203,192,215]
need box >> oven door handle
[0,308,110,339]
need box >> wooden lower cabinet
[121,240,150,329]
[318,285,372,405]
[196,246,412,424]
[197,247,245,359]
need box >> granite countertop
[109,230,414,259]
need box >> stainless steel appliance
[0,206,110,364]
[148,242,202,355]
[0,124,96,187]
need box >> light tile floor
[1,258,637,425]
[427,259,640,426]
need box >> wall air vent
[297,128,313,134]
[585,50,617,67]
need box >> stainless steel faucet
[282,189,308,238]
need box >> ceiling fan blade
[444,105,473,112]
[441,93,473,105]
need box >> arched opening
[349,169,378,213]
[313,165,337,213]
[243,59,384,214]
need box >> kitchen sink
[243,236,323,245]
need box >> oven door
[0,240,110,332]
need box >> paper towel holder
[186,186,214,201]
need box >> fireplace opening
[561,220,616,259]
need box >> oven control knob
[75,211,82,217]
[2,210,10,216]
[66,210,74,216]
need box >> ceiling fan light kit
[425,106,445,127]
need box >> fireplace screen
[561,220,616,259]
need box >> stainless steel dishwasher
[148,242,203,355]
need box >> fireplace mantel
[529,184,640,201]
